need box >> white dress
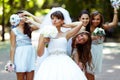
[12,28,36,72]
[34,37,87,80]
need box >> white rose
[40,25,58,38]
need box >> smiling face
[90,11,104,28]
[78,10,90,28]
[91,14,101,27]
[79,14,90,27]
[75,33,88,44]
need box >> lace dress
[34,37,87,80]
[12,28,36,72]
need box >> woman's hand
[21,10,41,23]
[44,38,50,43]
[25,17,34,24]
[92,35,104,40]
[78,62,85,71]
[22,11,32,16]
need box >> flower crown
[10,14,21,26]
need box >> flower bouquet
[93,27,106,36]
[10,14,21,26]
[92,27,106,44]
[5,61,15,72]
[110,0,120,9]
[40,25,58,38]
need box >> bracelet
[114,13,118,14]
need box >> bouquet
[93,27,105,36]
[110,0,120,9]
[5,61,15,72]
[40,25,58,38]
[92,28,106,44]
[10,14,21,26]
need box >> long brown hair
[90,11,104,28]
[72,31,92,70]
[16,10,32,38]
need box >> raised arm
[103,8,118,30]
[66,21,83,40]
[22,11,41,23]
[25,17,41,31]
[63,22,81,28]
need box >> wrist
[114,12,118,14]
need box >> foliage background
[0,0,120,41]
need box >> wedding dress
[34,37,87,80]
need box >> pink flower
[5,61,15,72]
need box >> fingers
[24,17,33,23]
[20,11,31,17]
[44,38,50,43]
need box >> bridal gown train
[34,37,87,80]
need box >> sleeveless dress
[89,30,104,74]
[34,37,87,80]
[12,28,36,72]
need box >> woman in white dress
[21,7,72,73]
[34,10,87,80]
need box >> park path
[0,41,120,80]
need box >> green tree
[0,0,119,41]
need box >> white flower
[110,0,120,9]
[5,60,15,72]
[40,25,58,38]
[10,14,21,26]
[93,27,105,36]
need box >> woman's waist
[16,43,32,47]
[48,48,67,55]
[92,39,104,44]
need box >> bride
[34,7,87,80]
